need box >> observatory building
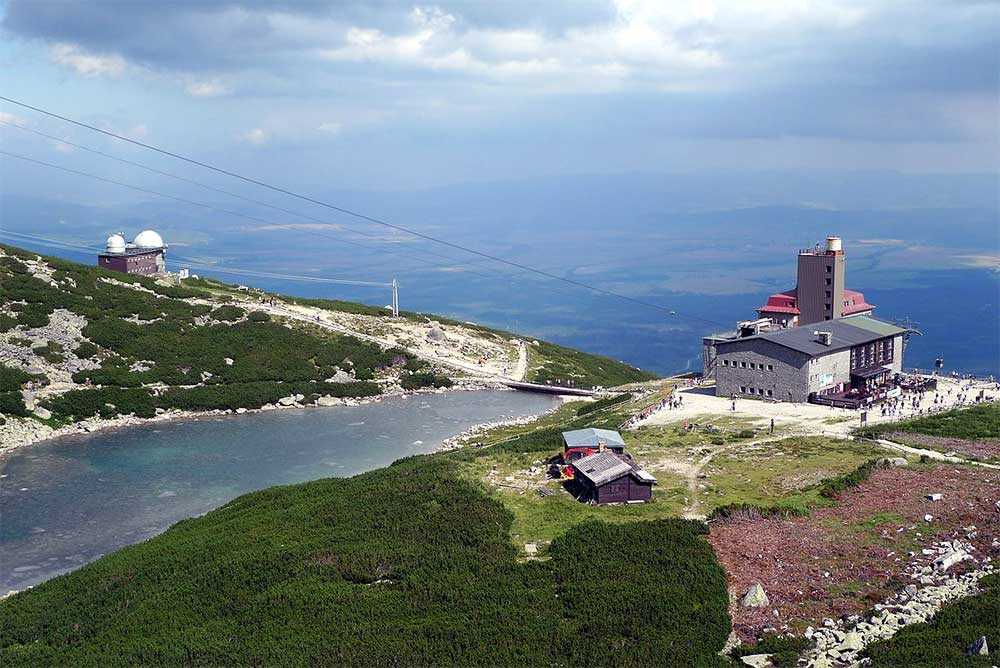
[97,230,167,276]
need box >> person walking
[769,418,774,435]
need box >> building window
[767,364,774,371]
[740,361,746,368]
[825,316,831,320]
[825,278,832,286]
[721,359,728,367]
[766,389,773,397]
[739,386,746,393]
[825,291,831,298]
[825,265,832,273]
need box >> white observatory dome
[133,230,165,249]
[105,233,126,254]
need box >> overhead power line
[0,122,501,280]
[0,229,391,287]
[0,95,727,328]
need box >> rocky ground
[883,431,1000,462]
[710,464,999,658]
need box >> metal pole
[391,279,399,318]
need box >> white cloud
[49,42,126,77]
[241,127,268,145]
[185,78,230,97]
[0,112,26,125]
[317,122,343,135]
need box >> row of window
[850,339,893,369]
[740,387,774,397]
[721,359,774,371]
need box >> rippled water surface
[0,390,558,592]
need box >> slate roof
[561,428,626,450]
[716,316,907,357]
[572,452,637,486]
[571,452,658,486]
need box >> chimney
[598,441,606,453]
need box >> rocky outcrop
[741,583,770,608]
[801,550,995,668]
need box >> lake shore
[0,378,523,459]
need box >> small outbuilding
[569,451,656,504]
[561,428,626,462]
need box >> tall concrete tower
[796,236,845,325]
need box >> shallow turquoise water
[0,390,558,592]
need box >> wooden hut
[570,451,656,504]
[561,428,626,463]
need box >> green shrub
[731,635,812,663]
[709,502,809,523]
[819,459,890,499]
[247,310,270,322]
[0,364,33,392]
[576,392,633,416]
[400,371,454,390]
[43,387,156,420]
[528,339,657,388]
[211,305,245,322]
[73,341,100,359]
[0,391,29,416]
[0,458,731,668]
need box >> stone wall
[715,339,811,402]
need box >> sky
[0,0,998,195]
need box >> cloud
[49,42,126,77]
[241,127,268,145]
[317,122,343,135]
[0,112,27,125]
[185,78,229,97]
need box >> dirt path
[209,297,521,381]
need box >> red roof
[756,288,874,317]
[757,289,799,315]
[842,289,874,315]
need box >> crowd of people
[621,393,682,429]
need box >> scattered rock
[934,550,970,572]
[324,369,353,384]
[965,635,988,656]
[31,407,51,420]
[876,456,908,468]
[924,514,934,522]
[224,357,234,366]
[741,583,770,608]
[426,327,448,343]
[926,493,943,501]
[277,396,297,406]
[316,396,340,407]
[740,654,772,668]
[838,632,863,651]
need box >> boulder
[741,583,770,608]
[32,407,51,420]
[877,457,908,467]
[934,550,970,571]
[740,654,772,668]
[277,396,297,407]
[224,357,234,366]
[965,635,988,656]
[316,396,340,407]
[926,493,944,501]
[427,327,448,343]
[324,369,354,384]
[838,632,863,652]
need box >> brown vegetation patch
[708,465,1000,642]
[886,431,1000,461]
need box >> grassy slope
[863,574,999,668]
[0,244,656,421]
[864,403,1000,440]
[0,457,730,668]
